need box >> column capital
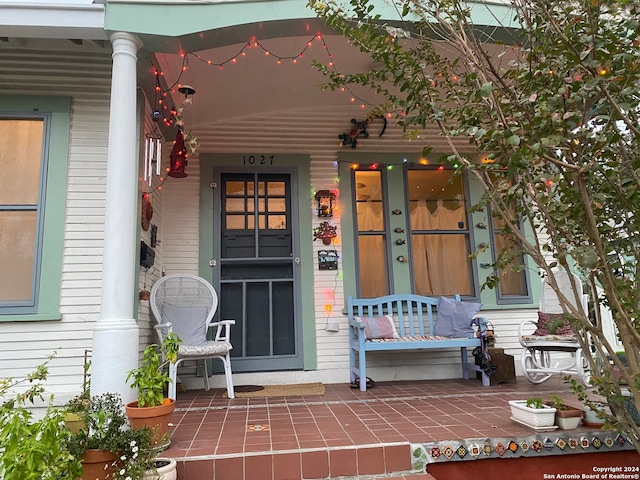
[109,31,143,53]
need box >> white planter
[556,415,581,430]
[509,400,556,427]
[143,458,177,480]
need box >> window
[354,170,389,297]
[491,209,530,301]
[0,117,47,310]
[407,167,473,296]
[0,97,70,319]
[344,154,532,305]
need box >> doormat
[223,382,326,398]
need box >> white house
[0,0,551,405]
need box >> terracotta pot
[143,458,178,480]
[126,399,175,446]
[321,237,332,245]
[139,290,151,301]
[79,449,117,480]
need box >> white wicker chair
[150,273,235,399]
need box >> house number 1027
[243,155,274,165]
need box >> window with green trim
[0,97,70,320]
[0,116,48,312]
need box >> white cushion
[178,341,232,358]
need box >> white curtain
[411,200,472,295]
[357,202,387,297]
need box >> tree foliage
[309,0,640,450]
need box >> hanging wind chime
[143,133,162,186]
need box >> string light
[149,34,379,126]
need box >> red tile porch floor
[163,376,632,480]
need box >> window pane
[493,216,528,296]
[226,215,245,229]
[268,215,286,230]
[358,235,388,297]
[407,169,472,296]
[412,233,472,296]
[268,198,286,212]
[267,182,285,196]
[0,211,36,301]
[226,181,245,195]
[0,119,43,205]
[226,198,245,213]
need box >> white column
[91,32,143,403]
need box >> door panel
[215,172,301,372]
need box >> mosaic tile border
[412,432,635,466]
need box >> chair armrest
[518,319,538,346]
[209,319,235,342]
[154,322,173,343]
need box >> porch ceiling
[142,32,377,134]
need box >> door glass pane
[268,198,286,212]
[226,181,245,195]
[268,215,286,230]
[226,215,245,229]
[0,119,43,205]
[226,198,245,212]
[268,182,285,195]
[0,211,36,301]
[408,169,473,296]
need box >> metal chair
[150,273,235,399]
[518,271,594,386]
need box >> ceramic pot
[582,402,607,427]
[555,405,583,430]
[63,412,86,434]
[126,399,175,446]
[78,449,117,480]
[143,458,178,480]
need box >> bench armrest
[349,317,365,329]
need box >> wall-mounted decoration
[141,193,153,231]
[318,250,338,270]
[150,224,158,248]
[315,190,336,217]
[338,115,387,148]
[313,221,338,246]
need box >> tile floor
[162,376,608,479]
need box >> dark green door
[214,172,302,372]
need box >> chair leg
[203,359,210,391]
[168,361,178,400]
[222,354,234,399]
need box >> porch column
[91,31,143,402]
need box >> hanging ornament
[168,130,187,178]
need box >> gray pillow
[161,303,209,346]
[434,296,482,338]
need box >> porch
[163,376,638,480]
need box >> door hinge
[209,259,217,267]
[210,181,217,189]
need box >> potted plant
[0,356,84,480]
[143,458,178,480]
[64,358,92,434]
[547,395,583,430]
[126,333,181,446]
[582,400,608,428]
[509,397,557,428]
[65,392,158,480]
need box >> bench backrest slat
[349,293,455,337]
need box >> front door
[212,172,302,372]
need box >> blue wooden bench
[348,294,491,391]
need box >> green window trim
[0,95,71,322]
[338,151,539,310]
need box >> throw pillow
[533,312,575,336]
[161,303,210,346]
[356,315,399,340]
[434,296,482,338]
